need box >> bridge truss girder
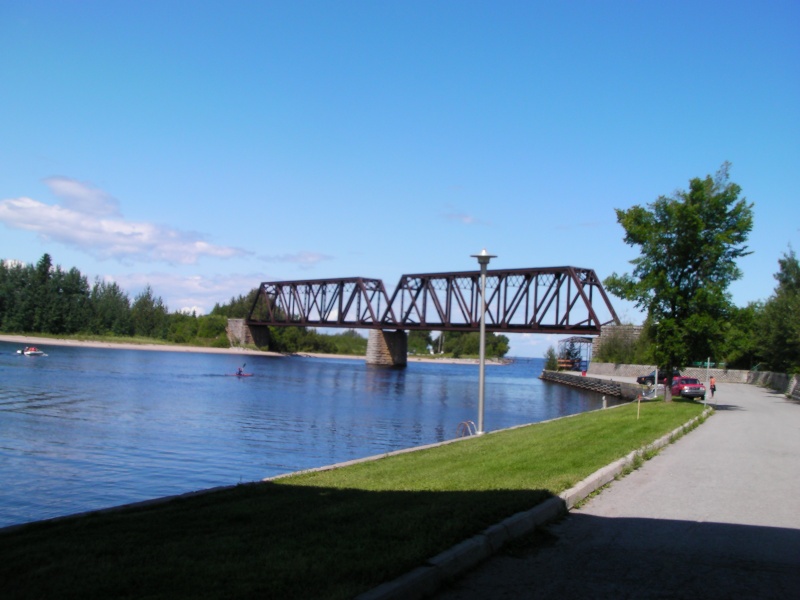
[247,266,620,334]
[248,277,395,328]
[384,267,619,333]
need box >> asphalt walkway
[432,382,800,599]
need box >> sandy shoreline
[0,334,506,365]
[0,334,280,357]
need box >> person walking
[710,376,716,398]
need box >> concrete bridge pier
[366,329,408,367]
[226,319,270,348]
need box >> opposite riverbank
[0,334,508,366]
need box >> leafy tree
[594,325,649,364]
[168,312,199,344]
[408,330,433,355]
[490,333,510,358]
[443,331,509,358]
[719,302,761,369]
[755,248,800,373]
[197,314,228,339]
[604,163,753,372]
[330,329,368,355]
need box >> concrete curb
[356,408,712,600]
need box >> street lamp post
[471,248,496,434]
[653,320,659,397]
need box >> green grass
[0,401,706,600]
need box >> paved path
[434,383,800,599]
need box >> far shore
[0,334,509,366]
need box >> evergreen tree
[131,285,169,339]
[544,346,559,370]
[90,280,132,335]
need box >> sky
[1,1,798,357]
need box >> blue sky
[1,1,798,357]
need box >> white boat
[18,346,47,356]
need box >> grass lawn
[0,400,706,599]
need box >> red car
[670,377,706,400]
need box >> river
[0,341,615,528]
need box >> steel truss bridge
[247,266,620,335]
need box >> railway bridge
[227,265,620,366]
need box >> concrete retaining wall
[748,371,800,400]
[540,370,642,400]
[588,362,749,384]
[589,362,799,400]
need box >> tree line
[0,255,360,354]
[0,253,231,347]
[0,255,510,358]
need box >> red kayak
[227,372,254,377]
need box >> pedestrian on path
[710,376,716,398]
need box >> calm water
[0,341,615,528]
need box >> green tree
[544,346,559,370]
[720,302,761,370]
[211,289,260,318]
[0,259,33,331]
[755,248,800,373]
[564,340,581,365]
[443,331,509,358]
[90,280,132,335]
[604,163,753,372]
[594,325,648,364]
[131,285,169,339]
[408,330,433,355]
[168,312,199,344]
[0,260,19,330]
[197,314,228,339]
[330,329,368,355]
[50,267,91,334]
[31,253,53,331]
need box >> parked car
[636,370,681,386]
[670,377,706,400]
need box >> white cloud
[108,271,260,314]
[44,176,121,216]
[511,333,567,358]
[0,177,249,265]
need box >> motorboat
[17,346,47,356]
